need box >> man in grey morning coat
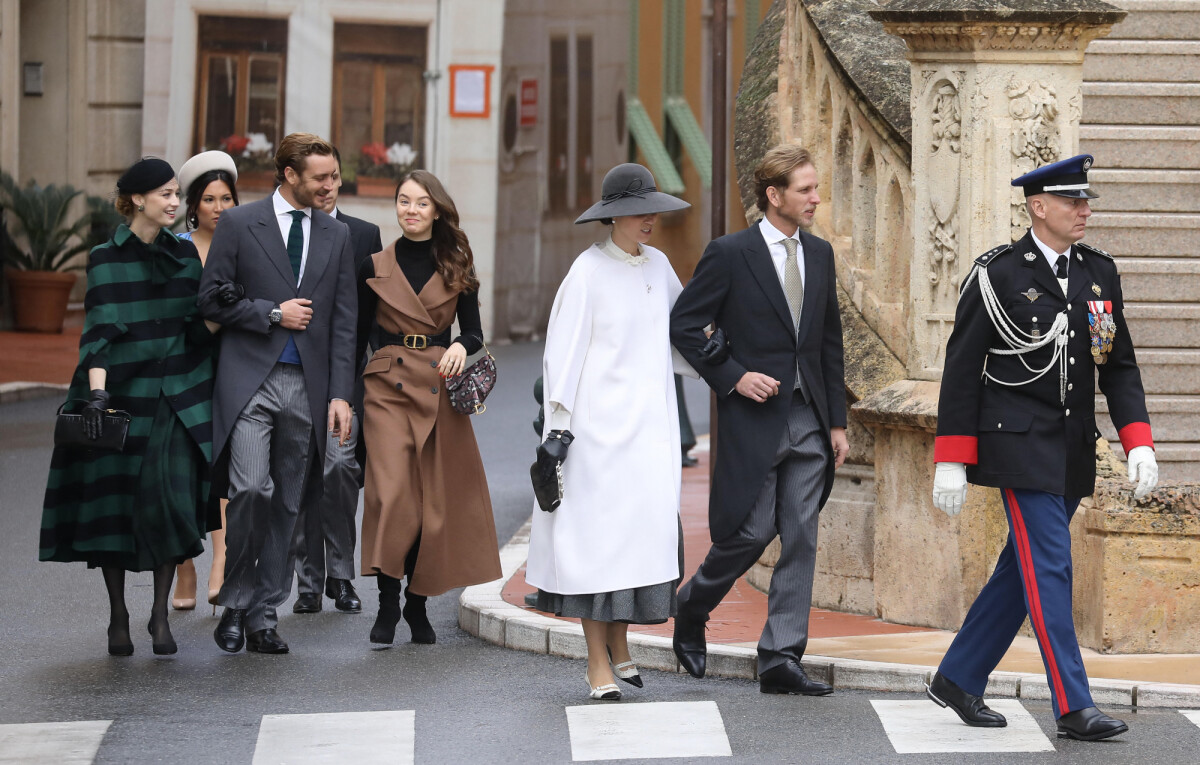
[199,132,357,655]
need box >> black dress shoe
[246,628,289,654]
[292,593,322,614]
[673,612,707,678]
[1056,706,1128,741]
[759,661,833,696]
[926,672,1007,727]
[325,578,362,613]
[213,608,247,653]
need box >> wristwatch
[269,305,283,326]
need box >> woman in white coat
[527,164,693,701]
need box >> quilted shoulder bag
[446,344,497,415]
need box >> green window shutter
[627,97,685,195]
[664,96,712,189]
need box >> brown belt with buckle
[376,328,451,350]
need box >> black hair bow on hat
[601,178,657,205]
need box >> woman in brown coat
[357,170,501,645]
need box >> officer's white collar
[1029,229,1071,272]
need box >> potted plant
[356,142,417,197]
[221,132,276,191]
[1,171,118,333]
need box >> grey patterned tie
[782,237,803,328]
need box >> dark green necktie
[287,209,305,281]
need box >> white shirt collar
[1030,229,1070,272]
[600,235,646,266]
[329,206,339,219]
[758,216,799,248]
[272,187,310,218]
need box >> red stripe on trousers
[1004,489,1072,715]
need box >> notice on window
[450,65,492,118]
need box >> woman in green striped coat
[40,158,217,657]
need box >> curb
[460,519,1200,708]
[0,382,67,405]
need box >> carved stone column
[873,1,1125,380]
[855,1,1126,629]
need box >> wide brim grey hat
[574,163,690,224]
[178,150,238,201]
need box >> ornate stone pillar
[873,1,1125,380]
[855,1,1126,628]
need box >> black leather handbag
[54,400,132,452]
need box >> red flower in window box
[221,134,251,155]
[361,142,390,167]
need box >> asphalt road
[0,341,1194,764]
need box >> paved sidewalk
[462,443,1200,708]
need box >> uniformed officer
[927,154,1159,742]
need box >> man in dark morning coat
[289,148,382,615]
[200,132,357,654]
[670,143,848,695]
[928,154,1158,741]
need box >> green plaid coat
[40,225,216,568]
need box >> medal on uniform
[1087,300,1115,364]
[1022,288,1042,303]
[1092,283,1102,296]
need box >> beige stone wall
[776,1,912,367]
[1074,473,1200,654]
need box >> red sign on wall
[519,78,538,127]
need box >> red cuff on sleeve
[1118,422,1154,453]
[934,435,978,465]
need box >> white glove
[1127,445,1158,500]
[932,462,968,516]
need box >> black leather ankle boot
[369,575,403,645]
[402,586,436,644]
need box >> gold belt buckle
[404,334,428,349]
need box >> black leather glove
[531,430,574,513]
[82,389,111,441]
[699,328,730,365]
[215,280,245,306]
[536,429,574,469]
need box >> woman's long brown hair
[395,170,479,294]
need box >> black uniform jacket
[670,225,846,542]
[934,230,1153,497]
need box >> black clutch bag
[54,400,132,452]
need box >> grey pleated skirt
[535,516,684,625]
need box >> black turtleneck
[356,236,484,365]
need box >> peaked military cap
[1011,154,1099,199]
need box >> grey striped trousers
[218,363,314,632]
[677,393,828,672]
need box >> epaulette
[1076,242,1114,261]
[974,244,1012,267]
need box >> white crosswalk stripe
[252,711,415,765]
[565,700,732,761]
[1182,709,1200,730]
[870,699,1055,753]
[0,720,111,765]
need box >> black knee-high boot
[403,585,436,644]
[102,567,133,656]
[149,563,178,655]
[370,574,403,645]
